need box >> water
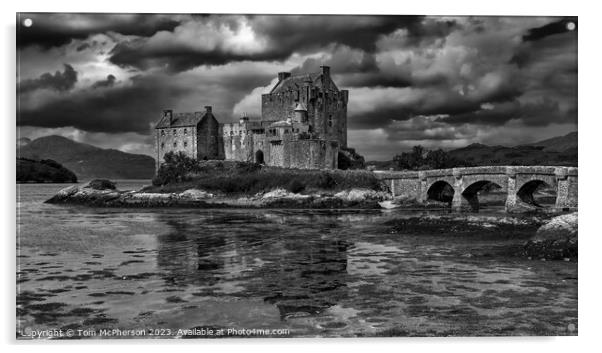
[16,182,578,338]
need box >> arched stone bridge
[374,166,577,212]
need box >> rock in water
[379,200,399,209]
[524,212,577,260]
[534,212,578,241]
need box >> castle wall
[311,89,347,148]
[155,126,198,171]
[197,115,220,160]
[285,139,339,169]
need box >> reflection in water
[155,212,351,320]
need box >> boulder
[179,189,214,199]
[524,212,578,260]
[262,188,309,200]
[334,188,388,202]
[533,212,578,241]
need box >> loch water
[16,182,577,338]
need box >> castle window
[173,142,177,148]
[328,115,333,127]
[184,141,188,147]
[173,129,177,135]
[161,130,165,136]
[184,128,188,135]
[161,143,165,149]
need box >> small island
[17,158,77,183]
[46,154,390,209]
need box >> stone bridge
[374,166,578,212]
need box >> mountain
[17,158,78,183]
[447,140,576,167]
[524,131,577,152]
[17,135,155,180]
[367,132,578,169]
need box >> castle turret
[294,102,308,123]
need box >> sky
[16,14,577,160]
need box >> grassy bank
[144,160,384,195]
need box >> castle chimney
[163,109,173,125]
[320,65,330,76]
[278,72,291,81]
[205,106,212,113]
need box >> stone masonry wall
[155,126,197,171]
[197,115,220,160]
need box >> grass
[144,160,384,195]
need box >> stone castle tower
[155,66,348,171]
[261,66,348,147]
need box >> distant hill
[523,131,577,152]
[17,137,31,147]
[17,135,155,180]
[17,158,77,183]
[446,143,576,167]
[367,132,578,169]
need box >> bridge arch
[516,179,557,207]
[460,180,504,211]
[426,180,455,206]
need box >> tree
[425,149,448,169]
[152,152,199,186]
[393,145,426,170]
[393,145,473,170]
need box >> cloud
[232,78,278,118]
[18,64,77,93]
[91,74,116,88]
[108,15,427,73]
[17,13,181,49]
[523,18,577,42]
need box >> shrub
[153,152,200,186]
[86,179,116,190]
[287,179,305,193]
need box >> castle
[154,66,348,171]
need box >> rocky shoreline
[45,180,578,261]
[45,180,391,209]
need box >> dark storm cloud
[91,74,116,88]
[18,64,77,93]
[523,17,577,42]
[17,13,180,49]
[108,15,435,73]
[18,74,186,133]
[250,15,423,55]
[18,69,274,133]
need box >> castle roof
[270,72,335,94]
[155,111,213,129]
[294,102,307,111]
